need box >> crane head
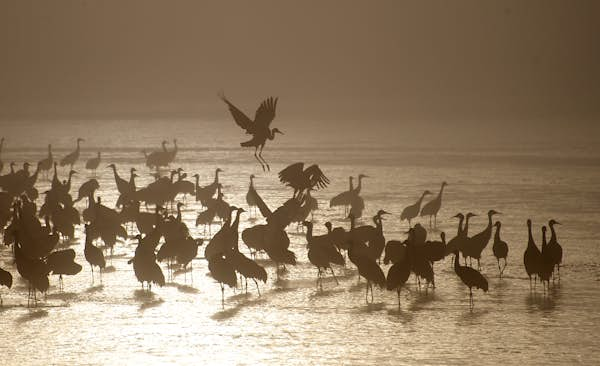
[324,221,332,230]
[452,213,464,219]
[527,219,532,228]
[549,219,561,226]
[494,221,501,228]
[77,137,85,142]
[302,220,312,227]
[216,168,223,173]
[466,212,477,218]
[272,128,284,135]
[488,209,501,216]
[376,209,390,218]
[423,190,433,196]
[358,174,368,179]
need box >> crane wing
[252,186,273,219]
[305,164,330,190]
[278,162,305,187]
[219,93,255,134]
[254,97,278,127]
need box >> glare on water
[1,120,599,365]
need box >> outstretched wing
[278,162,305,188]
[254,97,278,128]
[219,93,254,134]
[305,164,330,190]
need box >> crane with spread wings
[278,162,330,198]
[219,93,283,171]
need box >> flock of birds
[0,95,566,311]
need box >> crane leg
[330,266,339,285]
[469,288,474,310]
[253,147,265,171]
[397,288,401,307]
[221,283,225,309]
[258,145,270,172]
[497,258,501,278]
[434,214,437,228]
[365,281,369,304]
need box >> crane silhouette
[463,209,501,269]
[60,137,84,168]
[539,226,554,294]
[523,219,542,291]
[329,176,353,215]
[84,224,106,284]
[39,144,53,179]
[219,93,283,171]
[278,162,329,198]
[547,219,563,281]
[86,152,101,176]
[420,181,447,228]
[246,174,260,217]
[492,221,508,277]
[400,190,432,226]
[453,250,488,310]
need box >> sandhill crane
[463,209,501,269]
[46,249,82,291]
[0,266,12,306]
[366,210,390,263]
[453,250,488,310]
[420,181,447,228]
[86,152,101,175]
[523,219,542,290]
[74,179,100,203]
[39,144,53,179]
[492,221,508,277]
[383,240,407,265]
[400,190,432,226]
[330,176,353,214]
[547,219,563,280]
[128,234,166,291]
[173,168,195,201]
[386,256,411,307]
[143,140,170,170]
[194,168,222,207]
[246,174,260,216]
[60,137,84,168]
[108,164,129,196]
[348,239,386,303]
[84,224,106,284]
[423,232,446,270]
[278,162,330,198]
[539,226,554,293]
[208,254,237,308]
[227,208,268,295]
[220,93,283,171]
[303,221,343,290]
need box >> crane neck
[549,223,557,243]
[494,225,501,241]
[249,176,254,188]
[214,170,220,183]
[542,229,547,250]
[349,177,354,191]
[527,223,534,248]
[464,216,472,236]
[231,210,242,231]
[438,183,446,199]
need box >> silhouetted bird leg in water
[253,146,265,171]
[258,144,270,171]
[253,279,261,296]
[220,283,225,309]
[330,267,339,285]
[469,288,474,310]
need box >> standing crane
[523,219,542,291]
[453,249,488,310]
[420,181,448,228]
[60,137,84,168]
[492,221,508,277]
[400,190,432,226]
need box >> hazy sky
[0,0,598,127]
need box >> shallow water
[1,120,599,365]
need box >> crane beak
[555,221,562,225]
